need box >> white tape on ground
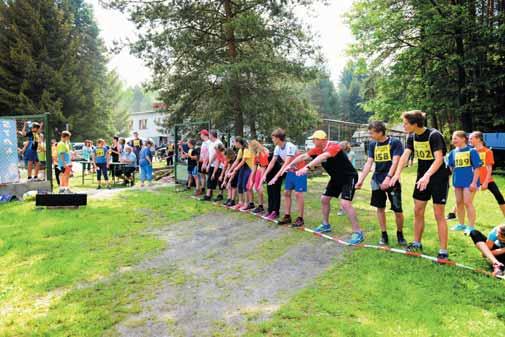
[190,195,503,280]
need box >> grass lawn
[0,187,213,336]
[1,167,504,336]
[245,167,505,337]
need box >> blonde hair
[249,140,263,156]
[452,130,468,142]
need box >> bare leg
[433,203,448,250]
[321,195,331,224]
[475,242,501,265]
[454,187,465,225]
[284,190,292,216]
[377,208,387,232]
[464,188,476,227]
[413,200,428,242]
[341,199,361,232]
[395,212,404,232]
[295,192,304,218]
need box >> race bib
[478,152,486,167]
[455,151,471,168]
[96,148,104,157]
[133,140,140,147]
[374,145,391,162]
[414,141,434,160]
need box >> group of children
[181,111,505,277]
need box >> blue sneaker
[451,224,467,231]
[347,231,364,245]
[313,223,332,233]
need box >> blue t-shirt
[488,227,505,248]
[94,146,109,164]
[122,152,137,168]
[139,147,153,166]
[368,137,404,183]
[447,146,482,188]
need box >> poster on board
[0,119,20,184]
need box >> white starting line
[188,195,503,280]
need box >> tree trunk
[223,0,243,136]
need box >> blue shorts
[237,166,251,194]
[24,149,38,162]
[285,171,307,192]
[140,162,153,182]
[188,166,198,177]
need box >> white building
[128,111,173,146]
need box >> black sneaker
[200,195,212,201]
[214,194,224,202]
[397,231,407,246]
[224,199,231,206]
[278,215,292,225]
[243,203,255,211]
[446,212,456,220]
[291,217,304,228]
[252,205,265,214]
[406,242,423,253]
[228,200,236,207]
[379,233,389,246]
[437,252,449,261]
[97,185,102,190]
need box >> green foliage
[106,0,322,138]
[0,0,115,140]
[348,0,505,132]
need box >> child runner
[57,131,72,193]
[293,130,364,244]
[187,140,200,193]
[93,139,111,190]
[139,140,154,187]
[390,110,450,260]
[19,121,42,181]
[110,136,122,179]
[447,131,481,233]
[198,130,211,195]
[262,131,285,221]
[203,130,224,201]
[469,224,505,277]
[51,139,61,186]
[207,144,228,201]
[82,140,94,173]
[221,148,237,206]
[355,121,407,246]
[268,129,307,227]
[128,132,143,166]
[338,141,356,216]
[470,131,505,217]
[226,137,247,208]
[230,139,256,210]
[37,133,46,180]
[248,140,269,214]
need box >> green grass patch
[0,188,212,336]
[245,167,505,336]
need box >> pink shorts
[247,169,264,192]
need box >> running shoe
[241,203,255,211]
[97,185,102,190]
[213,194,224,202]
[252,205,265,214]
[492,262,505,277]
[446,212,457,220]
[451,224,467,231]
[264,211,279,221]
[277,214,292,225]
[291,217,304,228]
[397,231,408,246]
[406,242,423,252]
[232,203,243,210]
[464,226,475,236]
[200,195,212,201]
[347,231,364,245]
[313,223,332,233]
[228,200,236,207]
[437,252,449,261]
[379,232,389,246]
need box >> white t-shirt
[200,139,212,162]
[208,139,223,167]
[273,142,297,162]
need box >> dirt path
[115,211,342,337]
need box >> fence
[0,114,52,188]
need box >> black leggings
[266,160,284,214]
[54,165,61,186]
[488,181,505,205]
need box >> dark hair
[188,139,195,146]
[271,128,286,141]
[402,110,426,127]
[216,143,225,152]
[210,130,218,138]
[234,136,247,148]
[368,121,387,135]
[113,136,119,141]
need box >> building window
[139,119,148,130]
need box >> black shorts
[371,181,402,212]
[198,162,206,174]
[470,230,505,264]
[207,167,222,190]
[323,174,357,201]
[413,175,449,204]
